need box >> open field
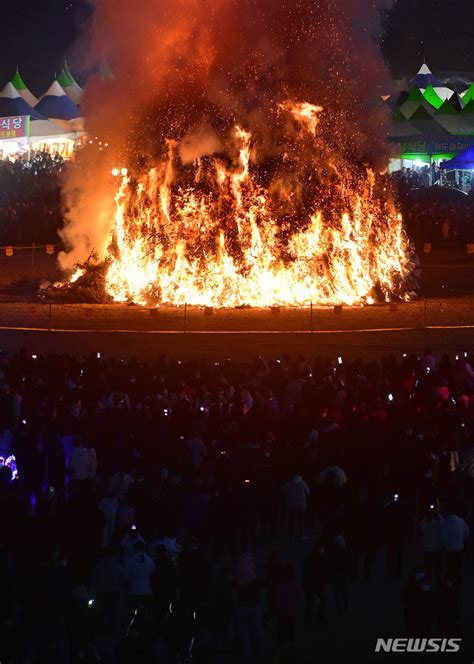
[0,298,473,359]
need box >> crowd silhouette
[0,153,65,245]
[0,347,473,662]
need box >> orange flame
[278,101,323,135]
[103,102,411,307]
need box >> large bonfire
[102,103,410,307]
[58,0,414,307]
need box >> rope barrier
[0,324,467,336]
[2,244,57,256]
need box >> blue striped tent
[0,82,44,119]
[35,81,81,121]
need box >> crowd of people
[402,195,474,250]
[391,165,435,192]
[0,347,473,662]
[0,153,65,245]
[388,167,474,249]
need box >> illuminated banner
[0,115,30,140]
[390,136,474,154]
[30,138,76,160]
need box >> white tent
[29,119,77,139]
[36,81,82,122]
[63,81,83,106]
[0,82,45,119]
[412,63,453,102]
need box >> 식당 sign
[0,115,30,140]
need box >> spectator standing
[92,548,126,631]
[68,436,90,483]
[401,569,435,637]
[186,432,208,468]
[302,542,328,625]
[274,565,300,650]
[327,533,350,614]
[283,473,310,539]
[419,505,444,584]
[126,541,155,616]
[443,507,469,582]
[234,552,265,659]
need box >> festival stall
[439,146,474,190]
[0,67,86,160]
[0,83,83,159]
[440,146,474,169]
[388,63,474,174]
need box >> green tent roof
[11,68,27,91]
[57,69,74,88]
[64,63,82,87]
[436,99,458,115]
[423,84,443,109]
[405,86,425,103]
[10,67,38,107]
[462,99,474,115]
[409,105,434,121]
[462,83,474,105]
[449,94,464,112]
[393,109,407,121]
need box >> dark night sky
[0,0,472,95]
[0,0,92,95]
[382,0,474,78]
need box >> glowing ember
[70,268,85,284]
[102,102,411,308]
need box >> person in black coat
[302,540,329,625]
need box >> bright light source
[121,168,128,176]
[111,168,119,177]
[414,159,423,168]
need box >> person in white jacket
[283,474,310,539]
[126,541,155,615]
[121,527,145,564]
[87,444,98,479]
[68,436,89,481]
[443,508,470,582]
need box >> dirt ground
[0,249,474,359]
[0,299,473,360]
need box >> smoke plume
[59,0,394,269]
